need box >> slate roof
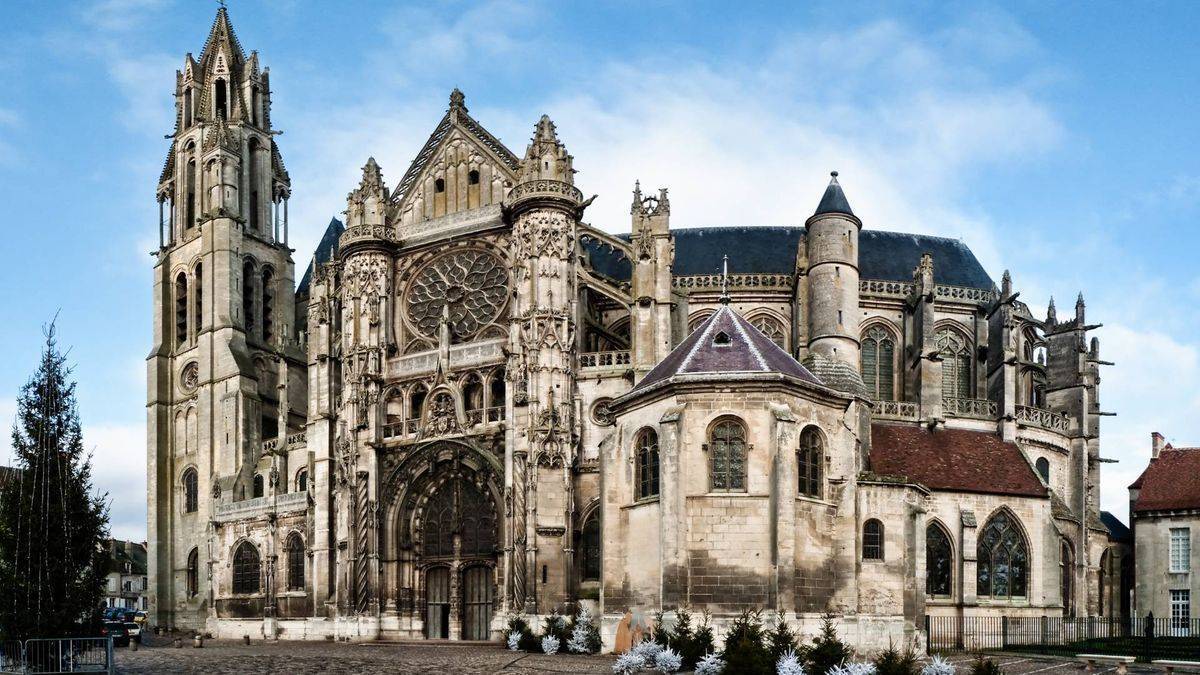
[632,304,823,393]
[581,227,994,290]
[1100,511,1132,544]
[106,539,148,577]
[869,424,1048,498]
[814,172,854,217]
[1130,446,1200,513]
[296,217,345,296]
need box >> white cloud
[85,422,147,542]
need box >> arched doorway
[462,565,494,640]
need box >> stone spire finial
[1046,297,1057,325]
[631,180,643,214]
[1075,292,1086,322]
[517,114,574,184]
[449,88,466,111]
[719,255,731,305]
[656,187,670,214]
[1001,269,1012,297]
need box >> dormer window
[713,331,731,347]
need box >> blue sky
[0,0,1198,541]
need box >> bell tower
[147,7,301,630]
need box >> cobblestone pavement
[116,635,617,674]
[116,639,1194,675]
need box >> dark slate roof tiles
[296,217,345,296]
[633,305,822,392]
[813,172,854,217]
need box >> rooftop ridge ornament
[719,255,731,305]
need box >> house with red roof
[1129,433,1199,629]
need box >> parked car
[100,622,130,647]
[124,622,141,643]
[133,611,147,625]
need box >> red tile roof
[1131,446,1200,513]
[869,424,1047,498]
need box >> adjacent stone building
[104,539,149,612]
[147,9,1129,648]
[1129,433,1198,630]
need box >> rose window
[406,249,509,341]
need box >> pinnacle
[813,170,854,218]
[449,88,466,111]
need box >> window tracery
[926,523,953,596]
[635,428,660,500]
[861,326,896,401]
[797,427,822,498]
[936,328,973,399]
[286,533,304,591]
[977,510,1028,599]
[232,541,260,595]
[406,249,509,342]
[182,468,198,513]
[750,315,786,349]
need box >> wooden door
[424,567,450,639]
[461,565,493,641]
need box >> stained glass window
[798,427,822,498]
[862,327,896,401]
[709,418,747,492]
[977,510,1028,599]
[635,428,660,500]
[232,542,261,595]
[937,329,973,399]
[926,524,953,596]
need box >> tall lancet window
[261,267,274,343]
[193,263,203,337]
[936,329,973,399]
[174,272,188,348]
[861,326,896,401]
[185,157,197,230]
[247,138,260,233]
[214,79,228,120]
[242,259,256,339]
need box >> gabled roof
[296,217,345,296]
[1131,446,1200,513]
[197,8,246,71]
[580,227,994,290]
[632,304,822,392]
[813,172,854,217]
[387,91,520,212]
[1100,511,1131,543]
[869,424,1048,498]
[105,539,148,577]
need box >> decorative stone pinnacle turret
[1047,297,1057,325]
[631,180,643,214]
[449,88,466,111]
[1001,269,1012,297]
[507,114,582,216]
[1076,292,1086,322]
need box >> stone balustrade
[1015,405,1070,433]
[213,490,309,523]
[874,400,919,421]
[579,350,631,369]
[943,396,998,420]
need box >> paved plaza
[112,636,1197,674]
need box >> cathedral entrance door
[462,565,493,640]
[425,567,450,639]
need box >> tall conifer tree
[0,323,109,639]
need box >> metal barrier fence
[0,638,112,674]
[927,615,1200,662]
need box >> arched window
[1099,549,1111,617]
[797,427,822,498]
[242,259,256,339]
[231,541,260,594]
[185,158,197,229]
[936,329,973,399]
[193,263,203,336]
[926,523,953,596]
[435,178,446,193]
[295,468,308,493]
[214,79,228,119]
[861,326,896,401]
[863,519,884,560]
[186,548,199,597]
[635,428,660,500]
[423,483,456,557]
[580,511,601,582]
[261,267,274,343]
[750,315,786,349]
[250,85,261,126]
[1061,539,1074,617]
[182,468,198,513]
[175,273,188,347]
[183,88,193,128]
[468,169,480,185]
[462,374,484,416]
[977,510,1029,599]
[688,312,713,332]
[252,474,264,499]
[709,417,747,492]
[285,533,305,591]
[410,384,427,420]
[1036,457,1050,483]
[489,372,505,412]
[459,482,496,556]
[248,138,260,233]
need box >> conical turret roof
[813,171,854,217]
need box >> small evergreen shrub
[921,655,955,675]
[721,610,773,675]
[873,644,919,675]
[655,647,683,673]
[633,639,664,661]
[507,631,522,651]
[968,655,1003,675]
[767,611,800,663]
[567,606,603,654]
[695,652,727,675]
[542,634,561,655]
[507,616,539,652]
[777,648,807,675]
[805,613,852,675]
[613,651,647,675]
[829,662,877,675]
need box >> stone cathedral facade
[147,10,1131,647]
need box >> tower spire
[719,255,731,305]
[814,170,854,217]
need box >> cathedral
[147,9,1130,648]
